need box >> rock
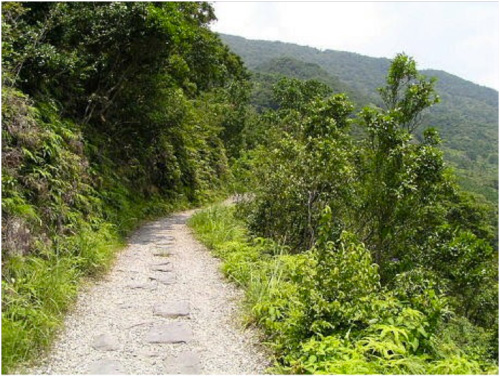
[153,261,170,266]
[151,265,173,272]
[153,301,190,318]
[127,282,154,290]
[165,351,202,374]
[156,242,173,247]
[149,274,176,285]
[87,360,125,374]
[117,268,140,273]
[91,334,119,351]
[145,322,193,344]
[153,251,171,257]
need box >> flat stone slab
[87,360,125,374]
[145,322,193,344]
[149,274,176,285]
[154,247,173,253]
[156,237,175,244]
[127,282,154,290]
[91,334,120,351]
[153,252,171,258]
[151,264,173,272]
[156,242,174,246]
[153,301,190,318]
[153,261,170,266]
[165,351,202,374]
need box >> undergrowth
[1,196,202,374]
[188,204,498,375]
[1,85,226,373]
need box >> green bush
[190,204,498,374]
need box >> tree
[356,54,447,279]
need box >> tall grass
[1,196,202,373]
[189,204,499,375]
[188,204,289,328]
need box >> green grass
[188,204,499,375]
[1,193,225,374]
[2,227,118,373]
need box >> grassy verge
[188,204,288,371]
[1,193,225,374]
[188,204,498,375]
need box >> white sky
[211,1,499,90]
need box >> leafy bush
[237,53,497,333]
[190,205,497,374]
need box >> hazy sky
[211,2,499,90]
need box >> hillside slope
[220,34,499,202]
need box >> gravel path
[22,208,269,374]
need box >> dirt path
[24,208,269,374]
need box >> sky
[211,1,499,90]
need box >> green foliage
[3,5,497,374]
[190,205,497,374]
[241,85,357,250]
[221,34,498,206]
[355,55,449,277]
[238,55,497,331]
[216,53,497,373]
[2,2,250,372]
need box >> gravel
[20,209,270,374]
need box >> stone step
[145,322,193,344]
[87,360,125,374]
[151,264,173,272]
[165,351,201,374]
[149,274,176,285]
[91,334,119,351]
[153,301,190,318]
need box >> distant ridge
[220,33,499,203]
[220,34,498,92]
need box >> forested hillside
[192,53,499,374]
[220,34,499,203]
[2,3,498,375]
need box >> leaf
[308,355,317,363]
[411,337,419,352]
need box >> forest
[1,2,498,374]
[221,34,499,204]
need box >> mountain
[220,34,499,203]
[249,57,370,111]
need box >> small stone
[127,282,154,290]
[149,274,176,285]
[87,360,125,374]
[153,301,190,318]
[117,268,140,273]
[165,351,202,374]
[153,251,171,257]
[153,261,170,266]
[91,334,119,351]
[156,242,173,246]
[151,265,173,272]
[145,322,193,344]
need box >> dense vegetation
[191,54,498,373]
[220,34,499,204]
[2,3,497,374]
[1,3,248,372]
